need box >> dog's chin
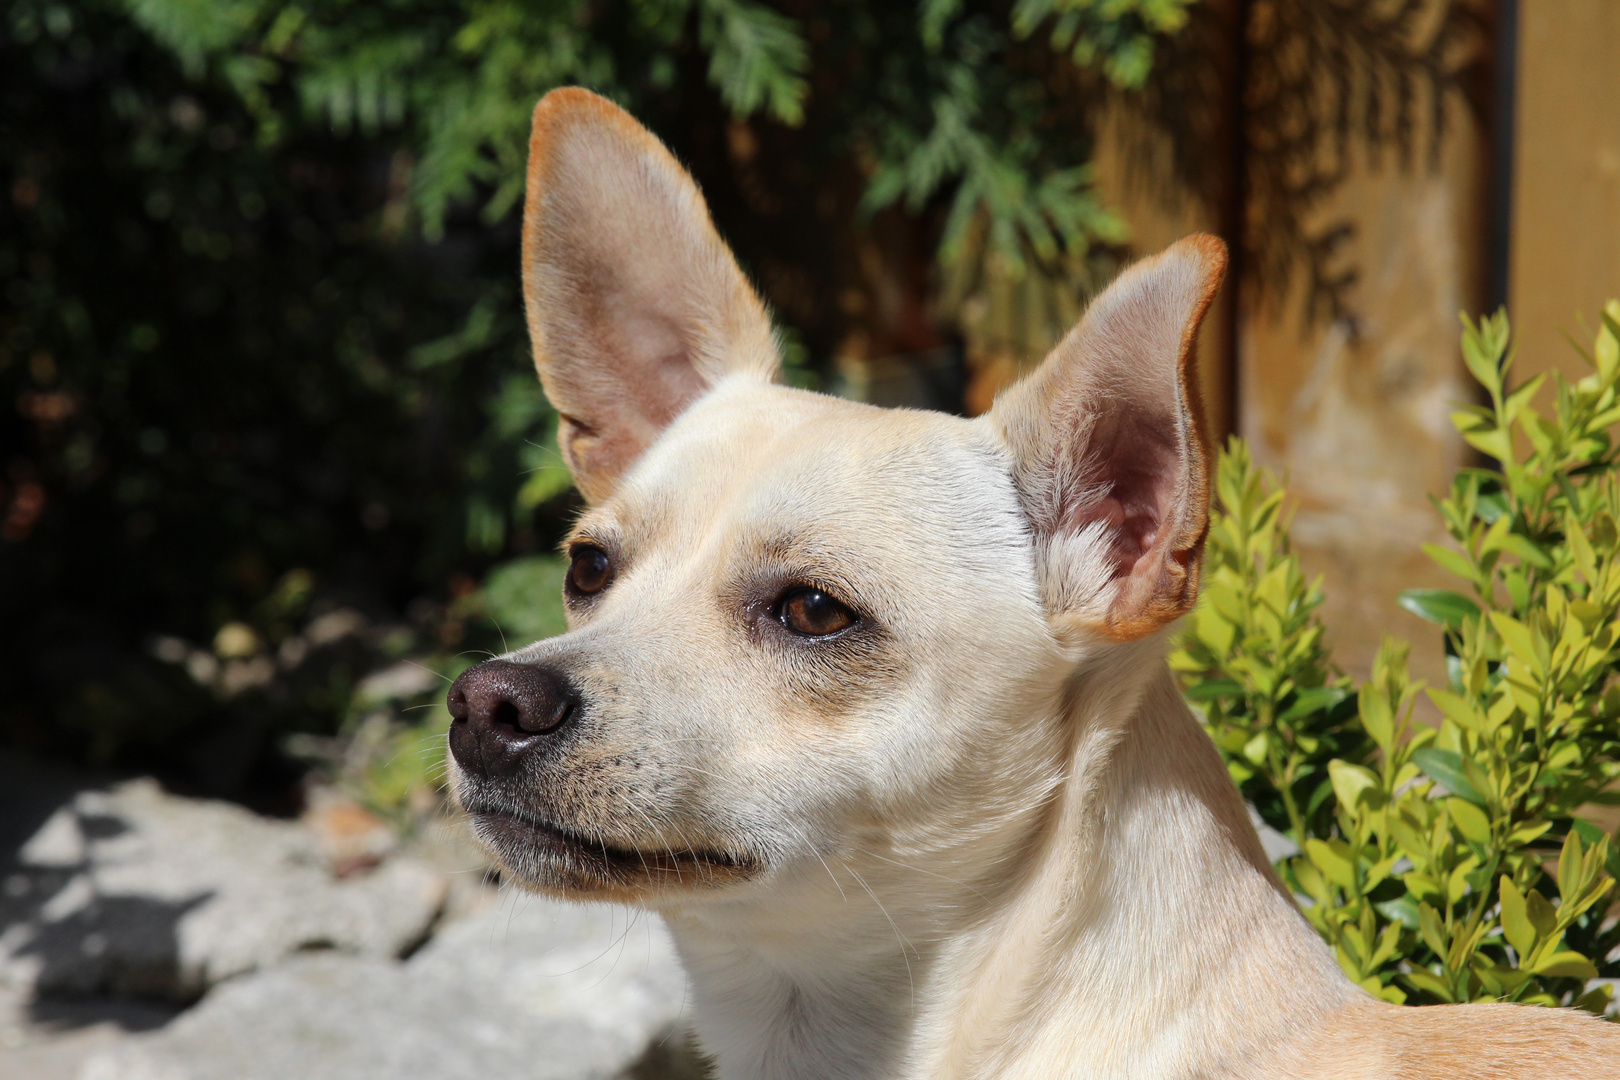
[463,805,760,902]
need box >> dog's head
[447,89,1226,906]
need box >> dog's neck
[660,652,1356,1080]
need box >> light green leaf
[1277,686,1348,723]
[1305,838,1357,891]
[1183,677,1245,702]
[1447,798,1491,845]
[1570,819,1620,880]
[1495,533,1555,571]
[1328,759,1379,810]
[1489,612,1542,668]
[1426,688,1486,734]
[1403,872,1445,907]
[1398,589,1480,628]
[1506,820,1554,849]
[1402,968,1455,1003]
[1447,859,1477,905]
[1359,681,1395,748]
[1499,876,1535,958]
[1528,951,1598,979]
[1557,830,1586,907]
[1418,902,1449,963]
[1525,889,1558,938]
[1421,542,1479,582]
[1575,984,1615,1017]
[1375,893,1421,929]
[1412,748,1488,806]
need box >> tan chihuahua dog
[445,88,1620,1080]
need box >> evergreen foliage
[2,0,554,787]
[118,0,1188,266]
[1,0,1192,792]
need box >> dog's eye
[776,588,856,637]
[567,545,613,596]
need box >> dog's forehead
[600,379,1013,548]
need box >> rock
[79,897,703,1080]
[0,980,178,1080]
[2,758,697,1078]
[1,777,446,1003]
[354,662,443,704]
[1247,803,1300,864]
[301,789,399,875]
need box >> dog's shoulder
[1306,998,1620,1080]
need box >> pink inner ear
[1083,494,1161,580]
[989,234,1224,636]
[1065,409,1180,581]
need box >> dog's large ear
[989,235,1226,642]
[522,88,779,503]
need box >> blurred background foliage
[1,0,1200,808]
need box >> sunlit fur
[446,88,1620,1080]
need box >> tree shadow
[1126,0,1492,328]
[14,891,214,1004]
[1,752,210,1032]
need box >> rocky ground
[0,753,705,1080]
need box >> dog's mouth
[463,804,759,898]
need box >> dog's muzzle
[446,660,577,778]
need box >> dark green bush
[1,0,563,793]
[4,0,1194,798]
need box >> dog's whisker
[843,863,916,1011]
[856,850,993,904]
[402,658,455,685]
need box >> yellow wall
[1510,1,1620,381]
[1239,123,1486,690]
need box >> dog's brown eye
[777,588,855,637]
[567,545,613,596]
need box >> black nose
[446,660,576,778]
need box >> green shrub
[1181,307,1620,1012]
[1171,437,1357,846]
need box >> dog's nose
[446,660,576,777]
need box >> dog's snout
[447,660,576,777]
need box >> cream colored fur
[448,88,1620,1080]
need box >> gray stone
[1,778,446,1003]
[1247,803,1300,864]
[78,897,703,1080]
[0,980,178,1080]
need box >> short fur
[449,88,1620,1080]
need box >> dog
[444,87,1620,1080]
